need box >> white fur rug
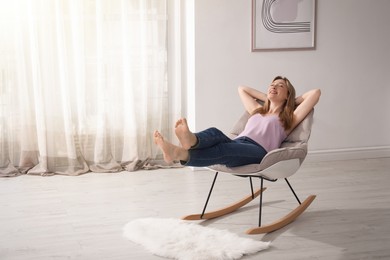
[123,218,270,260]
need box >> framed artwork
[252,0,316,51]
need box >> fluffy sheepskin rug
[123,218,270,260]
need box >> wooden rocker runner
[182,109,316,234]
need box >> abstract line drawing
[252,0,316,51]
[261,0,310,33]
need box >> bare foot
[154,130,186,163]
[174,118,197,150]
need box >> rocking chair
[182,109,316,234]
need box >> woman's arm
[238,85,267,114]
[289,88,321,133]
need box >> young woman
[154,76,321,167]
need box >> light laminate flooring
[0,157,389,260]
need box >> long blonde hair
[255,76,296,130]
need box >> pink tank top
[236,113,287,152]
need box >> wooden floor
[0,157,389,260]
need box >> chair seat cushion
[208,145,307,175]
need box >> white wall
[189,0,390,160]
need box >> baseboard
[306,146,390,162]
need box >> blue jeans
[182,127,267,167]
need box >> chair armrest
[258,145,307,171]
[207,145,307,175]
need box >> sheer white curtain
[0,0,170,176]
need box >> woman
[154,76,321,167]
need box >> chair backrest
[229,112,250,139]
[281,109,314,148]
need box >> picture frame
[251,0,316,51]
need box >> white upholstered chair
[182,109,316,234]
